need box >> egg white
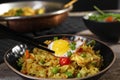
[48,37,86,57]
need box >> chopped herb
[70,42,76,50]
[38,59,45,65]
[91,62,97,66]
[17,58,23,67]
[80,53,86,58]
[15,9,23,16]
[40,59,45,64]
[87,40,96,46]
[67,51,72,57]
[94,5,105,15]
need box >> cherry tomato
[59,57,71,66]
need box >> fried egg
[48,36,86,57]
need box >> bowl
[4,34,116,80]
[0,1,72,32]
[82,10,120,42]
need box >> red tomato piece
[77,48,83,53]
[59,57,71,66]
[105,16,114,22]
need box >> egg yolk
[52,39,70,56]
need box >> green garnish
[15,9,23,16]
[87,40,96,46]
[70,42,76,50]
[91,62,97,66]
[88,6,120,22]
[94,5,105,15]
[67,51,72,57]
[17,58,23,67]
[80,53,86,58]
[40,59,45,64]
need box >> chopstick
[0,25,54,53]
[64,0,78,8]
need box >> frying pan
[0,1,72,32]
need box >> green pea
[52,67,59,74]
[77,73,82,78]
[65,71,73,78]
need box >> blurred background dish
[82,10,120,42]
[0,1,72,32]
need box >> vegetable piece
[39,59,45,65]
[89,6,120,22]
[77,73,82,78]
[77,48,83,53]
[65,71,73,78]
[91,62,97,66]
[51,67,59,74]
[59,57,71,66]
[80,53,86,58]
[93,5,105,15]
[67,51,72,57]
[87,40,96,46]
[15,9,23,16]
[25,49,30,59]
[105,16,114,22]
[70,42,76,50]
[17,58,23,67]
